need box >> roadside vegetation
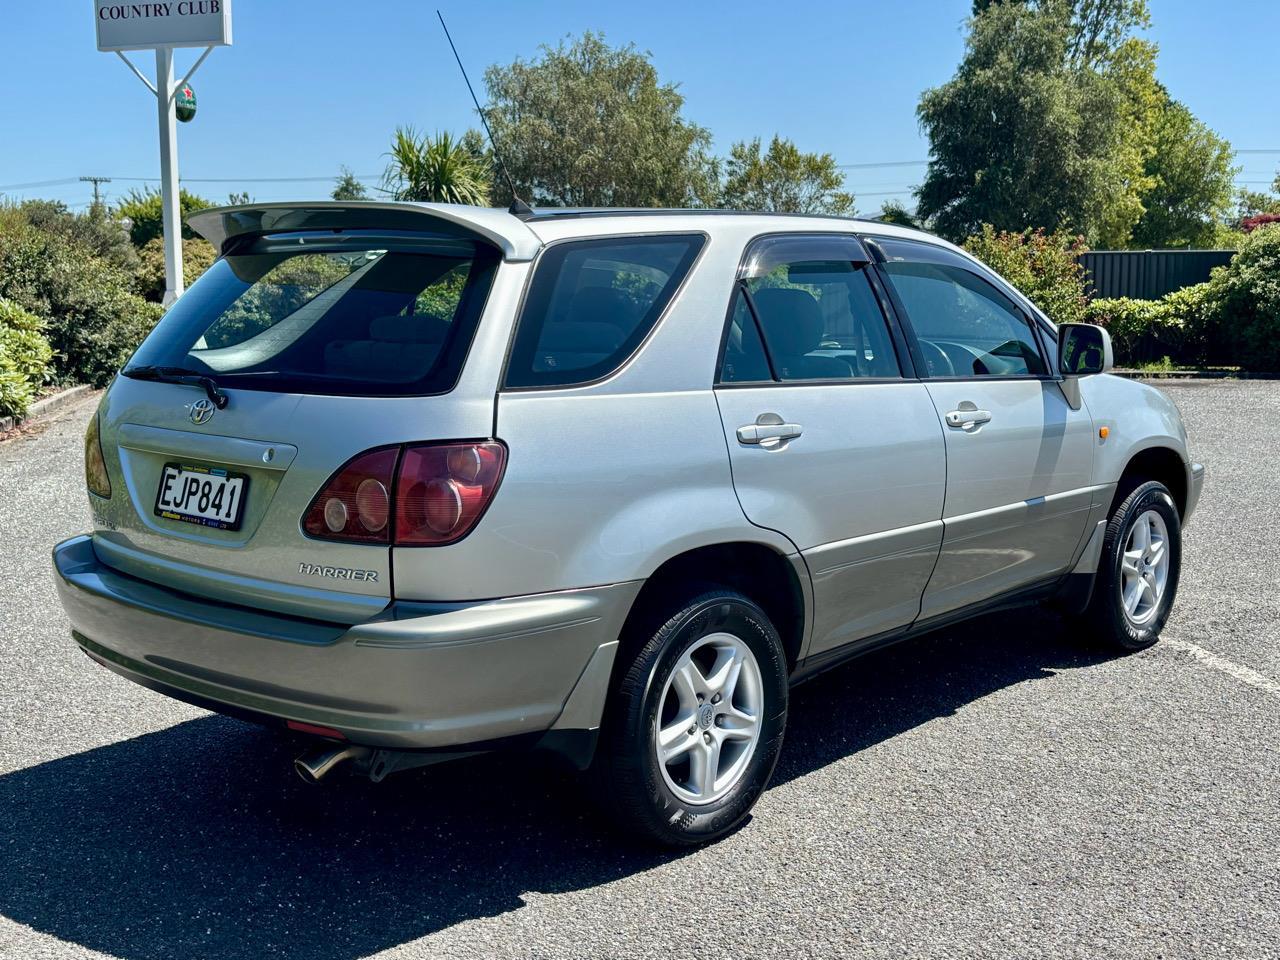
[0,0,1277,420]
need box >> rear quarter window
[504,234,705,389]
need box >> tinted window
[719,291,773,383]
[505,235,705,388]
[726,249,901,382]
[126,232,497,396]
[875,238,1046,378]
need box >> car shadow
[0,607,1110,959]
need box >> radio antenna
[436,10,532,216]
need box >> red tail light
[303,441,506,547]
[396,441,507,545]
[303,448,398,543]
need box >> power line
[0,177,81,191]
[108,174,380,184]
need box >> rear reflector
[303,441,506,547]
[286,720,346,740]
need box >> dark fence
[1077,249,1234,300]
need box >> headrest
[751,288,824,355]
[537,321,626,354]
[566,287,639,329]
[369,315,449,343]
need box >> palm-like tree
[381,128,490,206]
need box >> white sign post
[95,1,233,305]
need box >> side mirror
[1058,323,1113,377]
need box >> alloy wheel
[1120,508,1170,625]
[654,632,764,805]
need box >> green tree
[1129,97,1236,248]
[113,186,214,247]
[916,0,1157,246]
[483,32,718,207]
[381,128,490,205]
[876,200,921,228]
[331,166,369,201]
[720,136,853,216]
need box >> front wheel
[595,588,788,846]
[1086,479,1182,651]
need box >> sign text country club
[95,0,232,52]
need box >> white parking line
[1162,635,1280,696]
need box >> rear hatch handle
[123,365,229,409]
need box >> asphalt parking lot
[1,380,1277,960]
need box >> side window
[874,237,1047,378]
[719,235,902,383]
[505,234,705,389]
[720,291,773,383]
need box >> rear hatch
[89,203,538,624]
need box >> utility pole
[79,175,112,212]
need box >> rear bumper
[53,535,639,750]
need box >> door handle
[737,414,803,446]
[945,407,992,429]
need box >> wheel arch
[1112,444,1189,519]
[617,541,811,677]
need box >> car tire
[1085,479,1182,652]
[595,588,788,846]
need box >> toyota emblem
[187,398,216,425]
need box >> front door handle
[737,413,803,446]
[945,407,993,429]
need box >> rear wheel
[1085,479,1181,651]
[596,588,788,846]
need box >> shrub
[1206,224,1280,370]
[0,298,54,418]
[1241,212,1280,234]
[962,225,1090,326]
[113,187,214,248]
[134,236,218,303]
[1083,283,1215,367]
[16,200,139,272]
[0,216,162,386]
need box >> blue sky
[2,1,1277,214]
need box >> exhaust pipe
[294,744,372,784]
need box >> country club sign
[95,1,232,52]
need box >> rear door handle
[737,415,803,446]
[945,408,992,429]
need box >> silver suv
[54,203,1204,845]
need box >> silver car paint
[55,204,1201,753]
[716,381,946,653]
[917,378,1098,619]
[55,534,640,748]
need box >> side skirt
[790,575,1080,685]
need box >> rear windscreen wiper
[122,365,229,409]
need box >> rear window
[126,231,499,396]
[504,234,705,388]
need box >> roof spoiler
[187,201,542,261]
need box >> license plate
[154,462,249,531]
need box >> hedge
[1083,225,1280,370]
[0,298,54,419]
[0,211,163,387]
